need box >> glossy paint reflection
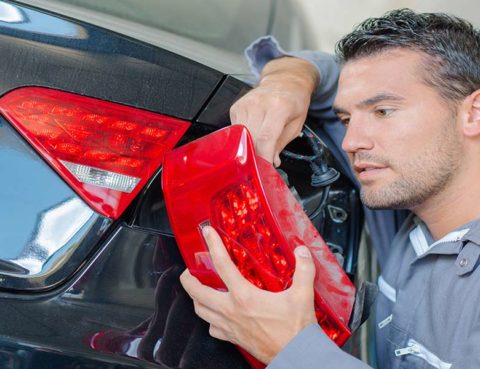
[9,197,95,275]
[0,2,23,23]
[0,119,110,290]
[0,1,87,38]
[61,225,249,368]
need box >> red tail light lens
[162,125,355,366]
[0,87,190,219]
[211,180,294,291]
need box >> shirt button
[459,258,468,267]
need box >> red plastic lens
[211,180,294,291]
[163,125,356,368]
[0,87,190,218]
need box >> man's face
[334,48,463,210]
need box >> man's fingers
[209,324,230,342]
[244,107,266,149]
[192,300,223,325]
[180,269,224,303]
[262,106,304,164]
[230,96,263,140]
[202,226,249,289]
[231,111,277,164]
[253,109,290,164]
[275,119,304,154]
[291,246,316,296]
[230,89,259,124]
[229,89,307,166]
[229,101,247,126]
[273,154,281,168]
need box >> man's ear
[462,89,480,137]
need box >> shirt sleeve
[267,324,372,369]
[244,35,339,120]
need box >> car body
[0,1,363,368]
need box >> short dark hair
[335,9,480,103]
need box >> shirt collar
[408,217,480,258]
[462,217,480,245]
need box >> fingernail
[202,226,210,237]
[273,156,281,168]
[295,246,311,258]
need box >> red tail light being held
[162,125,356,368]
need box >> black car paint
[0,225,250,368]
[0,1,362,368]
[0,1,228,122]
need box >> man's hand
[179,226,318,364]
[230,57,319,167]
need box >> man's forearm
[259,56,320,97]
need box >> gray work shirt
[269,214,480,369]
[245,36,480,368]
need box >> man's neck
[413,176,480,240]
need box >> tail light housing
[0,87,190,219]
[162,125,355,368]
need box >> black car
[0,1,363,368]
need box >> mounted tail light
[162,125,355,368]
[0,87,190,219]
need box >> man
[181,9,480,368]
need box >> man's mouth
[353,162,388,180]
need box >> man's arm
[268,324,371,369]
[230,56,318,167]
[179,226,372,368]
[230,36,340,167]
[179,37,376,367]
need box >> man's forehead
[335,48,429,106]
[340,48,426,77]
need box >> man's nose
[341,116,374,153]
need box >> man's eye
[339,116,350,126]
[374,108,395,117]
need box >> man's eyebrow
[333,105,347,115]
[357,93,405,108]
[333,93,405,115]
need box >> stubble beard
[358,118,462,210]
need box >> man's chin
[360,192,411,210]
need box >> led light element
[211,180,292,291]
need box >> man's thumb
[292,246,316,288]
[255,143,276,166]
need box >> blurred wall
[296,0,480,52]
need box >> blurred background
[19,0,480,73]
[296,0,480,53]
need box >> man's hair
[335,9,480,103]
